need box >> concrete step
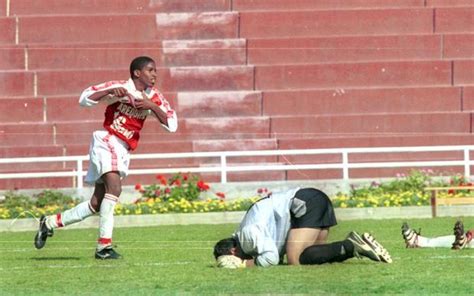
[262,87,462,116]
[0,122,54,146]
[9,0,232,15]
[427,0,474,7]
[50,115,270,145]
[0,18,15,45]
[464,86,474,110]
[155,11,238,39]
[17,14,159,44]
[435,7,474,34]
[0,2,5,16]
[239,8,433,38]
[248,35,442,65]
[23,39,246,70]
[444,34,474,59]
[15,11,239,43]
[0,71,34,96]
[0,47,24,70]
[164,65,255,92]
[9,0,150,15]
[270,112,472,137]
[151,0,231,12]
[161,39,246,66]
[255,61,452,90]
[454,60,474,85]
[233,0,425,11]
[0,177,74,191]
[177,91,262,117]
[169,116,270,141]
[0,96,44,123]
[1,65,254,97]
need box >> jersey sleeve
[240,225,280,267]
[149,90,178,133]
[78,80,125,108]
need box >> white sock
[468,240,474,249]
[97,193,119,250]
[417,235,455,248]
[46,201,96,229]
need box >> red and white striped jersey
[79,79,178,150]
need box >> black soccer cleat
[34,215,54,249]
[95,247,122,260]
[401,222,420,248]
[452,220,467,250]
[346,231,392,263]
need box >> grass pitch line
[0,261,192,272]
[429,255,474,259]
[1,246,213,253]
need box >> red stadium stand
[239,9,434,38]
[233,0,426,10]
[248,35,443,65]
[0,47,24,70]
[255,61,452,90]
[0,18,15,45]
[0,0,473,189]
[443,34,474,59]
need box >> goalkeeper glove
[216,255,246,269]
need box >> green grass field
[1,217,472,295]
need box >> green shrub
[1,191,34,209]
[34,190,78,208]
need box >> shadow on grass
[31,257,81,261]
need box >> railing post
[342,151,349,182]
[430,190,437,218]
[464,148,470,179]
[77,159,83,189]
[220,155,227,184]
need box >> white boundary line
[0,261,192,271]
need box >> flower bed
[331,169,473,208]
[1,170,473,219]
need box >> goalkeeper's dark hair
[130,56,155,79]
[213,237,237,259]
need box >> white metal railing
[0,145,473,188]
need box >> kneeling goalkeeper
[213,188,392,268]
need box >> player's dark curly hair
[213,237,237,259]
[130,56,155,79]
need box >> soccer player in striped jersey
[34,56,178,259]
[214,188,392,268]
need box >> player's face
[138,62,157,88]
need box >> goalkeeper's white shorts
[84,130,131,185]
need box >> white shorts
[84,130,131,185]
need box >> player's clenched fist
[216,255,246,269]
